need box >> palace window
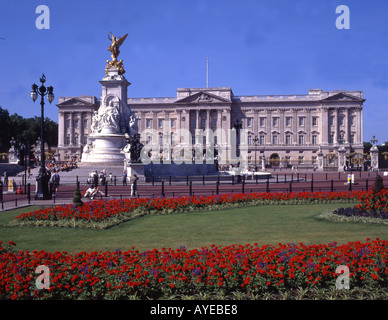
[339,116,344,126]
[248,135,252,145]
[312,135,317,145]
[298,135,304,145]
[74,120,79,129]
[247,117,253,127]
[66,134,70,145]
[286,117,292,127]
[298,117,304,127]
[350,116,355,126]
[74,134,79,146]
[273,117,279,127]
[146,119,152,129]
[350,133,355,144]
[312,117,318,126]
[329,116,334,126]
[66,119,70,129]
[159,133,163,145]
[83,135,88,145]
[286,135,291,145]
[83,119,88,129]
[329,133,334,144]
[260,118,265,127]
[260,135,265,145]
[272,135,278,145]
[171,118,176,129]
[158,119,164,129]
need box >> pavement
[1,163,387,212]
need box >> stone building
[56,86,365,170]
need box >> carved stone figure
[129,114,138,136]
[101,101,120,130]
[91,111,102,134]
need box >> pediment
[321,92,364,102]
[57,97,96,107]
[175,91,231,104]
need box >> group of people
[87,169,110,186]
[46,160,78,173]
[84,169,139,199]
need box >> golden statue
[105,32,128,75]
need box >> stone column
[357,108,362,144]
[69,112,74,146]
[344,108,349,144]
[305,109,311,145]
[321,107,329,145]
[279,109,285,144]
[79,112,84,147]
[267,109,272,145]
[334,108,339,144]
[58,112,65,147]
[292,109,297,144]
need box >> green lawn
[1,203,388,253]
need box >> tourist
[93,170,99,186]
[50,169,60,196]
[109,173,113,183]
[122,171,127,186]
[129,174,139,198]
[83,185,96,198]
[83,184,104,199]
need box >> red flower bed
[1,238,387,299]
[14,191,364,227]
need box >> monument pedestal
[126,162,146,182]
[85,133,125,163]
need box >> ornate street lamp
[30,74,54,200]
[232,119,243,182]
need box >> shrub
[72,186,83,208]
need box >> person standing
[50,169,60,196]
[93,170,98,186]
[122,171,127,186]
[129,174,139,198]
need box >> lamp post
[30,74,54,200]
[232,119,243,182]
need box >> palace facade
[56,86,365,169]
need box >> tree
[0,107,12,152]
[72,185,84,208]
[0,107,58,152]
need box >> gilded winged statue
[106,32,128,75]
[108,32,128,61]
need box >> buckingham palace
[56,85,365,170]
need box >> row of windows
[65,134,88,146]
[247,156,318,165]
[65,119,88,129]
[143,132,356,146]
[247,134,318,146]
[250,116,319,128]
[328,116,356,127]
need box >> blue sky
[0,0,387,143]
